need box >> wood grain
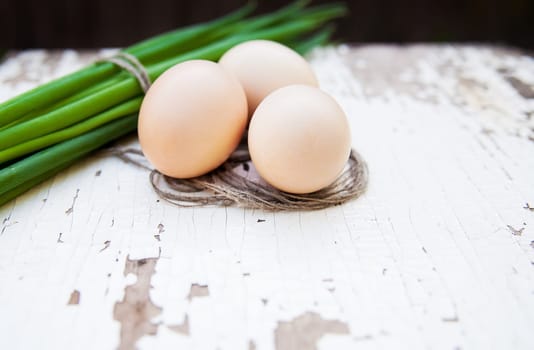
[0,45,533,349]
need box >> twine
[110,144,368,211]
[99,52,151,92]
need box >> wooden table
[0,45,533,350]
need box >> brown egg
[138,60,248,178]
[248,85,351,194]
[219,40,318,117]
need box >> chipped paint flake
[274,312,350,350]
[504,76,534,99]
[67,290,80,305]
[187,283,209,301]
[442,315,460,322]
[507,225,525,236]
[168,314,189,335]
[113,256,162,350]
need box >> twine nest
[112,144,368,211]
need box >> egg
[138,60,248,178]
[248,85,351,194]
[219,40,318,116]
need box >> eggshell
[248,85,351,194]
[219,40,318,116]
[138,60,248,178]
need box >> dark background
[2,0,533,49]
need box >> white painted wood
[0,45,533,350]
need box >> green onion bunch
[0,0,346,207]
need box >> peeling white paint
[0,46,533,349]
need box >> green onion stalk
[0,1,347,207]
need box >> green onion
[292,26,335,56]
[0,114,138,204]
[0,98,142,164]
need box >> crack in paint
[113,255,161,350]
[99,240,111,252]
[274,312,350,350]
[154,223,164,241]
[1,216,18,235]
[65,189,80,215]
